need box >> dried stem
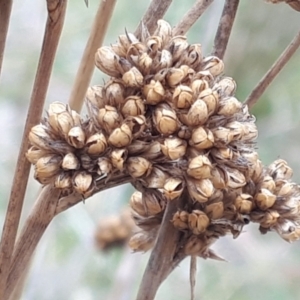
[68,0,117,113]
[190,256,197,300]
[134,0,173,38]
[136,193,186,300]
[245,29,300,109]
[0,0,13,76]
[211,0,239,59]
[172,0,214,36]
[0,1,68,297]
[4,186,61,300]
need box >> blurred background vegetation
[1,0,300,299]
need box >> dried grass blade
[245,29,300,109]
[211,0,239,59]
[0,1,68,297]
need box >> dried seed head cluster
[266,0,300,11]
[27,20,300,259]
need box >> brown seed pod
[147,35,163,51]
[143,80,165,105]
[154,19,172,46]
[161,137,187,160]
[210,167,226,189]
[110,148,128,170]
[202,56,224,77]
[108,123,132,148]
[277,181,295,197]
[190,79,209,97]
[234,194,254,214]
[187,155,212,179]
[172,210,189,230]
[187,178,214,203]
[86,133,107,156]
[29,124,52,150]
[166,67,186,87]
[205,202,224,220]
[189,127,214,150]
[54,172,72,189]
[217,97,242,116]
[255,188,277,210]
[177,125,192,140]
[145,167,169,189]
[259,210,280,228]
[268,159,293,181]
[188,210,210,235]
[95,46,121,77]
[211,147,233,162]
[169,36,189,63]
[97,157,112,176]
[104,79,125,108]
[198,88,219,115]
[121,96,145,117]
[153,103,179,135]
[97,105,122,133]
[260,175,276,192]
[184,235,206,255]
[122,67,143,87]
[73,171,94,198]
[186,99,209,126]
[127,157,152,178]
[211,127,234,145]
[62,153,80,170]
[162,177,184,200]
[128,231,156,252]
[26,146,49,164]
[214,77,236,97]
[67,126,86,149]
[180,44,203,70]
[225,167,247,189]
[138,52,153,74]
[124,115,146,139]
[173,85,194,109]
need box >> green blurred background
[1,1,300,299]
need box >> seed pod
[153,104,179,135]
[187,178,214,203]
[184,235,205,255]
[67,126,86,149]
[154,19,172,46]
[35,154,62,184]
[161,137,187,160]
[108,123,132,148]
[130,191,145,216]
[85,86,105,120]
[205,202,224,220]
[177,125,192,140]
[210,167,226,189]
[114,33,139,57]
[251,160,263,183]
[187,99,209,126]
[190,79,209,97]
[202,56,224,77]
[110,149,128,170]
[73,171,94,198]
[260,175,276,192]
[198,88,219,115]
[128,231,156,252]
[26,146,49,164]
[121,96,145,117]
[218,97,242,116]
[234,194,253,214]
[142,141,162,160]
[169,36,189,63]
[137,52,153,73]
[211,127,234,145]
[173,85,193,109]
[95,46,121,77]
[29,124,52,150]
[215,77,236,97]
[104,79,125,107]
[124,115,146,139]
[179,44,202,69]
[189,127,214,150]
[162,177,184,200]
[85,133,107,155]
[166,67,186,87]
[122,67,143,87]
[54,172,72,189]
[62,153,80,170]
[48,102,66,116]
[277,181,295,197]
[255,188,277,210]
[127,157,152,178]
[211,147,233,162]
[268,159,293,181]
[188,210,210,235]
[241,122,258,141]
[225,167,246,189]
[172,210,189,230]
[259,210,280,228]
[145,167,169,188]
[147,36,163,51]
[187,155,212,179]
[143,80,165,105]
[97,157,112,175]
[98,105,122,133]
[276,222,300,243]
[225,121,245,141]
[154,49,173,70]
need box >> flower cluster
[27,20,300,259]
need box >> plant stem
[68,0,117,113]
[245,29,300,109]
[211,0,239,59]
[136,197,184,300]
[0,1,68,297]
[0,0,13,77]
[134,0,173,38]
[172,0,214,36]
[4,186,61,300]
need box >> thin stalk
[134,0,173,38]
[190,256,197,300]
[0,0,13,77]
[211,0,239,59]
[245,30,300,109]
[136,195,185,300]
[68,0,117,113]
[172,0,214,36]
[0,1,68,297]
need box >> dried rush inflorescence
[27,20,300,259]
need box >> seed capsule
[62,153,80,170]
[108,123,132,148]
[138,52,153,73]
[210,167,226,189]
[143,80,165,105]
[234,194,253,214]
[153,104,179,135]
[161,137,187,160]
[187,99,209,126]
[26,146,49,164]
[169,36,189,63]
[225,167,246,189]
[154,19,172,46]
[104,79,125,107]
[98,105,122,133]
[124,115,146,139]
[73,171,94,198]
[54,172,72,189]
[260,175,276,192]
[189,127,214,150]
[145,167,169,188]
[127,157,152,178]
[218,97,242,116]
[259,210,279,228]
[187,178,214,203]
[162,177,184,200]
[202,56,224,77]
[122,67,143,87]
[215,77,236,97]
[184,235,205,255]
[172,85,193,109]
[212,127,234,145]
[179,44,202,70]
[255,188,277,210]
[67,126,86,149]
[147,36,163,51]
[95,46,121,77]
[166,67,186,87]
[122,96,145,117]
[187,155,212,179]
[205,202,224,220]
[128,231,156,252]
[86,133,107,155]
[190,79,209,97]
[268,159,293,181]
[29,124,52,150]
[97,157,112,175]
[110,149,128,170]
[172,211,189,230]
[198,88,219,115]
[188,210,210,235]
